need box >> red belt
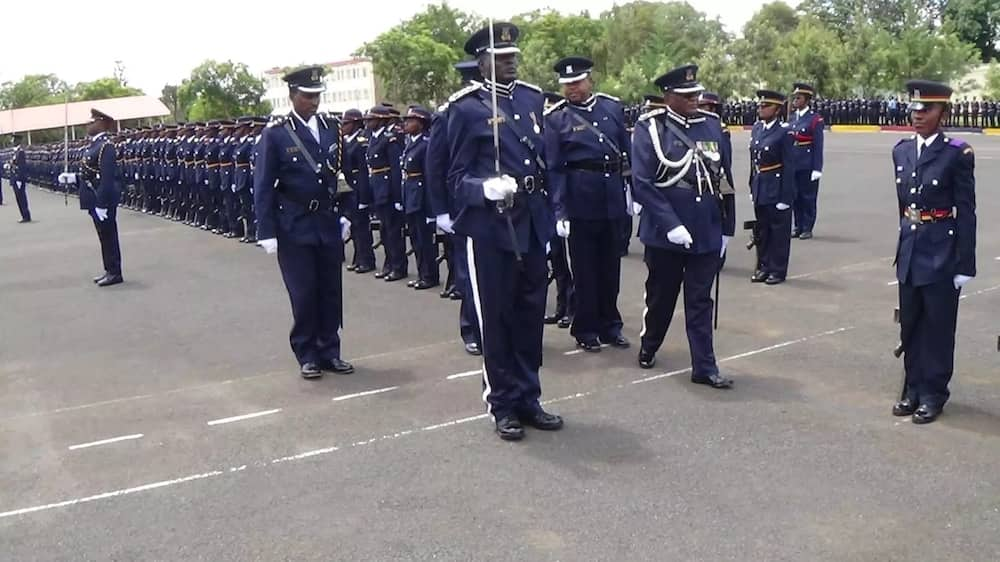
[903,207,953,223]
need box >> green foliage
[72,77,143,101]
[942,0,1000,62]
[514,10,607,91]
[0,74,69,109]
[178,60,270,122]
[985,62,1000,97]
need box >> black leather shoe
[798,231,813,240]
[464,342,482,356]
[414,280,439,290]
[893,343,904,358]
[439,286,455,298]
[321,358,354,375]
[300,362,323,379]
[522,410,563,431]
[751,270,768,283]
[346,264,357,272]
[93,272,109,283]
[602,334,631,349]
[791,229,800,238]
[495,416,524,441]
[96,274,123,287]
[374,271,387,279]
[18,219,31,223]
[407,279,418,287]
[543,313,564,325]
[577,339,602,353]
[449,291,463,301]
[354,265,374,274]
[912,404,942,424]
[557,316,572,329]
[764,275,785,285]
[691,373,734,389]
[384,272,407,282]
[638,350,656,369]
[892,398,918,417]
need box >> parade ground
[1,132,998,561]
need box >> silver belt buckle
[523,176,535,194]
[308,199,321,212]
[904,207,921,224]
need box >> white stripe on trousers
[465,237,493,419]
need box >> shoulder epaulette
[543,99,567,116]
[437,102,449,113]
[266,115,288,128]
[945,136,973,155]
[595,92,620,103]
[697,109,720,120]
[895,136,914,148]
[638,108,666,122]
[449,84,480,103]
[516,80,542,93]
[780,122,790,128]
[356,136,368,144]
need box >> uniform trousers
[452,235,481,345]
[406,213,438,284]
[276,238,343,366]
[350,207,375,269]
[467,237,546,420]
[754,204,792,278]
[13,179,31,221]
[548,236,575,318]
[792,170,820,234]
[640,247,720,378]
[899,278,960,408]
[375,204,407,275]
[90,207,122,276]
[567,218,623,342]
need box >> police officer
[365,105,407,281]
[448,22,563,440]
[341,109,376,273]
[892,80,976,424]
[254,66,354,379]
[77,109,123,287]
[544,56,630,352]
[427,60,483,356]
[749,90,797,285]
[401,105,439,290]
[11,135,31,223]
[631,64,735,388]
[231,117,255,241]
[541,91,575,330]
[788,82,825,240]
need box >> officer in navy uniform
[341,109,376,273]
[788,82,825,240]
[541,91,575,330]
[254,66,354,379]
[544,56,631,352]
[631,64,735,389]
[427,60,483,356]
[892,80,976,424]
[749,90,798,285]
[11,135,31,223]
[76,109,123,287]
[401,105,439,290]
[448,22,563,440]
[365,105,407,281]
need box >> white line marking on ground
[0,325,857,521]
[332,386,398,402]
[447,370,482,380]
[68,434,144,451]
[206,409,282,426]
[564,344,610,356]
[787,258,891,281]
[959,283,1000,300]
[887,281,899,286]
[632,326,855,385]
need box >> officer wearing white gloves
[79,109,123,287]
[788,82,826,240]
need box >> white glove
[340,217,352,242]
[358,203,369,210]
[721,235,731,258]
[231,184,237,193]
[810,170,822,182]
[546,242,552,255]
[258,238,278,254]
[667,225,693,249]
[425,217,436,224]
[394,202,403,212]
[556,219,571,238]
[953,274,973,290]
[436,213,454,234]
[483,175,517,201]
[59,172,77,185]
[632,202,643,215]
[94,207,109,222]
[134,173,139,180]
[776,202,791,211]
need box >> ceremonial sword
[488,19,523,264]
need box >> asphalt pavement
[1,131,998,561]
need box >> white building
[263,57,381,115]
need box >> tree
[359,29,459,107]
[775,17,849,97]
[599,59,653,102]
[177,60,271,121]
[985,62,1000,97]
[942,0,1000,62]
[799,0,939,38]
[731,2,800,90]
[0,74,68,109]
[160,85,182,123]
[72,77,143,101]
[513,9,606,90]
[695,39,752,99]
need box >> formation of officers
[715,97,1000,129]
[3,22,976,435]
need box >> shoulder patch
[437,102,449,113]
[515,80,542,93]
[638,108,665,122]
[448,84,479,103]
[595,92,620,103]
[948,137,968,149]
[543,99,567,116]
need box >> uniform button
[896,166,903,171]
[910,188,916,194]
[513,114,520,120]
[599,138,605,143]
[318,179,322,184]
[593,122,598,126]
[911,172,916,177]
[910,224,917,230]
[695,196,702,202]
[948,229,954,235]
[910,203,916,208]
[932,179,938,186]
[604,155,610,160]
[896,178,901,184]
[524,159,531,166]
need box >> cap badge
[566,65,573,73]
[685,69,695,81]
[311,69,320,82]
[500,27,512,42]
[913,89,920,99]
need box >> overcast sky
[4,0,790,96]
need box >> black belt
[566,160,621,174]
[278,188,338,213]
[515,175,547,195]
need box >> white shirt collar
[345,130,360,143]
[92,132,108,141]
[797,107,809,118]
[918,133,939,150]
[292,110,317,129]
[372,127,385,138]
[762,119,777,130]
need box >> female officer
[891,80,976,424]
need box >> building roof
[0,95,170,135]
[263,57,372,76]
